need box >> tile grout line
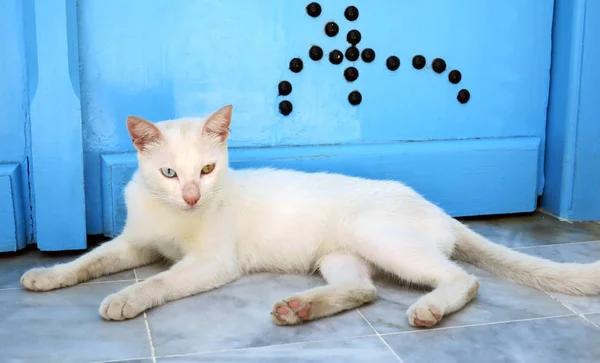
[153,333,381,360]
[357,309,405,363]
[0,278,138,292]
[134,268,157,363]
[87,356,153,363]
[544,291,600,329]
[82,279,138,286]
[377,313,577,337]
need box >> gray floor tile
[461,213,600,248]
[147,273,375,356]
[0,247,135,289]
[585,313,600,326]
[156,337,398,362]
[359,264,572,334]
[135,262,170,280]
[1,212,598,363]
[522,242,600,314]
[0,282,151,363]
[383,316,600,363]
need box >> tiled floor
[1,213,600,363]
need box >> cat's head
[126,105,232,212]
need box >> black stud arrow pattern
[278,3,470,115]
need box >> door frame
[542,0,600,221]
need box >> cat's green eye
[201,164,215,175]
[160,167,177,178]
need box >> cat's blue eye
[160,168,177,178]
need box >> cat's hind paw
[407,300,444,328]
[271,299,312,325]
[99,291,147,321]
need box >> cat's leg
[352,220,479,328]
[271,252,377,325]
[99,252,240,321]
[21,235,157,292]
[404,266,479,328]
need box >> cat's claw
[99,291,146,321]
[20,267,77,291]
[271,299,313,325]
[407,301,444,328]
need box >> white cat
[21,105,600,327]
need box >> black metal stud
[448,70,462,84]
[432,58,446,73]
[325,22,339,37]
[386,56,400,71]
[346,29,361,45]
[412,55,426,70]
[457,89,470,104]
[289,58,303,73]
[329,49,344,65]
[344,67,359,82]
[345,46,359,61]
[279,100,293,115]
[361,48,375,63]
[344,6,359,21]
[348,90,362,105]
[306,2,321,17]
[278,81,292,96]
[309,45,323,61]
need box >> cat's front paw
[20,267,77,291]
[100,291,147,321]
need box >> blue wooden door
[1,0,87,252]
[0,0,31,252]
[75,0,554,237]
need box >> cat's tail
[451,219,600,295]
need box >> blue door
[2,0,560,250]
[78,0,553,237]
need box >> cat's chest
[136,209,210,260]
[148,224,206,261]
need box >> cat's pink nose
[183,194,199,206]
[182,183,200,206]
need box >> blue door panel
[27,0,87,251]
[0,0,33,251]
[76,0,554,235]
[0,164,27,252]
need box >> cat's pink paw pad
[276,306,290,315]
[271,299,312,326]
[407,302,444,328]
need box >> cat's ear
[203,105,232,141]
[126,116,164,151]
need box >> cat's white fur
[21,105,600,327]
